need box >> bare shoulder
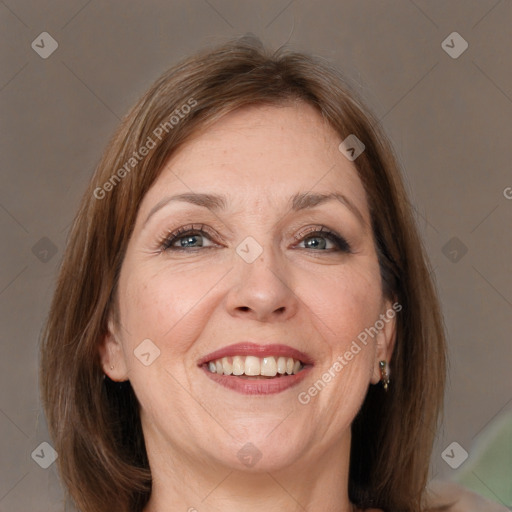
[356,481,509,512]
[425,479,509,512]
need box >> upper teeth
[207,356,303,376]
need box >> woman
[40,36,491,512]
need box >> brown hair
[39,35,446,512]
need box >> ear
[370,298,399,385]
[98,315,130,382]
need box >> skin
[99,102,397,512]
[426,480,510,512]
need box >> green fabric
[453,412,512,508]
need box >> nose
[225,246,299,323]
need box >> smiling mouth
[198,342,313,394]
[204,355,305,378]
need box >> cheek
[300,259,384,346]
[294,265,382,432]
[119,264,222,352]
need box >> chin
[209,422,312,472]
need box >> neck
[142,429,354,512]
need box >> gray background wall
[1,1,511,510]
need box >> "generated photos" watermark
[298,302,402,405]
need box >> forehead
[139,103,369,221]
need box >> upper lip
[197,342,314,366]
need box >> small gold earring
[379,360,390,391]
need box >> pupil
[182,235,202,247]
[307,237,324,249]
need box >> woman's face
[101,103,396,473]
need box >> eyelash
[157,223,352,254]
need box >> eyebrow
[143,191,367,228]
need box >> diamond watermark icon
[442,236,468,263]
[31,441,58,469]
[441,441,468,469]
[134,338,161,366]
[338,134,365,161]
[441,32,468,59]
[236,236,263,264]
[237,442,262,468]
[32,237,58,263]
[31,32,59,59]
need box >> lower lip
[200,366,312,395]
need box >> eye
[156,224,352,254]
[158,224,218,252]
[294,226,352,253]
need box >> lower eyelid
[297,238,351,253]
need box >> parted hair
[39,35,446,512]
